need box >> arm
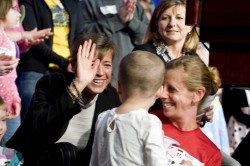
[6,28,52,42]
[143,116,170,166]
[196,42,209,66]
[0,54,19,76]
[81,0,148,45]
[20,0,69,70]
[205,149,222,166]
[7,39,99,152]
[7,28,53,53]
[30,40,100,137]
[231,89,250,127]
[81,0,126,35]
[125,0,149,45]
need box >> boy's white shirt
[90,107,171,166]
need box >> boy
[90,51,169,166]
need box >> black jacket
[6,72,121,165]
[17,0,84,73]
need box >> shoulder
[133,42,156,54]
[133,43,158,57]
[197,128,221,153]
[96,108,116,128]
[96,86,121,112]
[36,72,73,92]
[138,111,162,128]
[97,109,113,121]
[98,86,120,103]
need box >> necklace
[153,42,172,63]
[154,41,186,62]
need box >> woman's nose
[169,17,176,27]
[160,87,169,99]
[97,65,104,75]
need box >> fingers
[204,105,214,122]
[89,43,96,60]
[92,59,100,72]
[85,39,93,58]
[0,58,19,76]
[0,58,19,67]
[77,39,96,60]
[119,0,135,23]
[0,54,13,61]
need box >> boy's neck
[116,98,154,114]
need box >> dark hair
[71,33,117,61]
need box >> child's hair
[166,55,221,106]
[119,51,165,98]
[71,33,117,61]
[0,96,7,112]
[0,0,13,20]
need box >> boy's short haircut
[119,50,165,98]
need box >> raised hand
[74,39,100,92]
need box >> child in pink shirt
[0,0,22,118]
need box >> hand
[74,40,100,92]
[22,28,53,47]
[0,54,19,76]
[180,160,193,166]
[197,105,214,127]
[118,0,136,23]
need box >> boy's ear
[116,80,121,95]
[155,85,164,99]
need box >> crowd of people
[0,0,249,165]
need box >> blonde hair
[143,0,199,52]
[0,96,7,112]
[166,55,221,105]
[119,51,165,98]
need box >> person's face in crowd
[5,0,21,29]
[160,69,194,120]
[0,108,7,141]
[156,5,192,45]
[85,49,113,95]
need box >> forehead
[165,69,185,85]
[162,5,186,16]
[95,49,113,62]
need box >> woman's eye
[104,64,112,68]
